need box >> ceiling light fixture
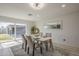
[30,3,44,10]
[61,4,66,8]
[37,14,40,17]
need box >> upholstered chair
[26,36,43,56]
[22,34,27,52]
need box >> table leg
[50,39,54,51]
[45,42,48,51]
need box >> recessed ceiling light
[61,4,66,8]
[28,13,33,16]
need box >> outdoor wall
[35,11,79,48]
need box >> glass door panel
[0,22,15,42]
[15,23,26,40]
[0,22,27,43]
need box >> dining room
[0,3,79,56]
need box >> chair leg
[49,39,52,48]
[45,42,48,51]
[40,46,42,54]
[33,47,35,56]
[32,43,35,56]
[25,43,27,52]
[27,47,29,54]
[40,43,43,54]
[46,45,48,51]
[22,43,24,49]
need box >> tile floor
[0,40,22,56]
[0,40,79,56]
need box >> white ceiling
[0,3,79,21]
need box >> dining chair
[22,34,27,52]
[46,33,52,37]
[26,35,43,56]
[44,33,54,51]
[40,32,43,37]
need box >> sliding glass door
[0,22,27,43]
[0,22,15,42]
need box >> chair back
[26,36,33,48]
[46,33,52,37]
[22,34,27,43]
[40,32,43,37]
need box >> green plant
[31,26,40,34]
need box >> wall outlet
[63,39,66,41]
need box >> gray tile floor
[0,40,21,56]
[0,40,79,56]
[0,48,13,56]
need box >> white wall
[0,16,34,35]
[35,12,79,48]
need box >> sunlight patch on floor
[0,40,22,49]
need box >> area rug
[10,44,64,56]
